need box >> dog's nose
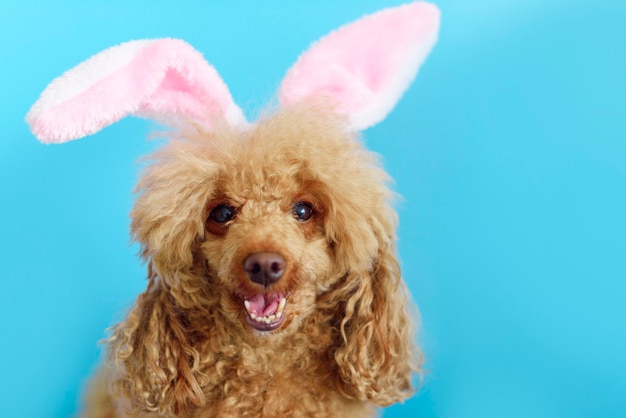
[243,252,286,287]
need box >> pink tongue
[247,294,280,316]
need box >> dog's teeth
[246,298,286,325]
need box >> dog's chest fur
[193,365,372,417]
[188,322,374,418]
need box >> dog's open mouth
[241,293,288,331]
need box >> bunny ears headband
[26,2,440,144]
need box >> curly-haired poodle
[26,3,439,417]
[83,103,421,417]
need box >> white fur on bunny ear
[278,2,440,130]
[26,39,246,144]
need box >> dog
[26,3,439,417]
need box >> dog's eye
[292,202,314,222]
[210,204,237,224]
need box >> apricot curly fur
[80,102,423,418]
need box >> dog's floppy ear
[278,2,440,130]
[318,163,422,404]
[333,238,421,406]
[26,38,246,144]
[109,271,208,415]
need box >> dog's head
[27,2,439,414]
[131,102,395,336]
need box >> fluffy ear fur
[108,138,224,414]
[26,39,246,144]
[108,271,207,415]
[308,129,421,404]
[333,250,420,405]
[329,204,421,405]
[129,137,220,286]
[279,2,440,130]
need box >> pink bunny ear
[26,39,246,144]
[278,2,440,130]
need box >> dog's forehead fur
[157,104,389,209]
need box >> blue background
[1,1,625,417]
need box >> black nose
[243,252,286,286]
